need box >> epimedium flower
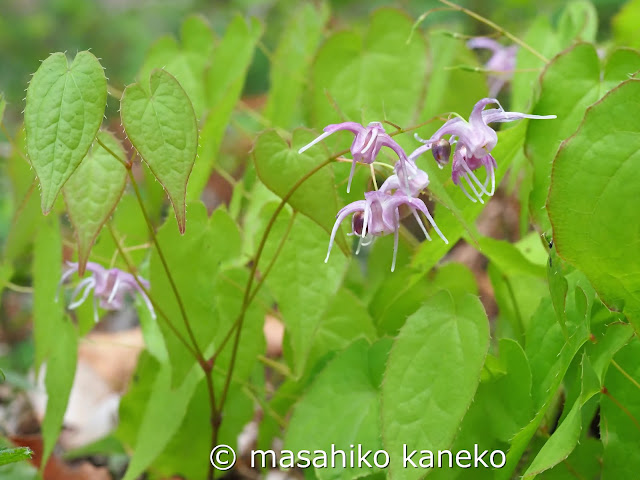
[467,37,518,97]
[298,121,409,193]
[325,189,448,272]
[58,261,156,322]
[379,157,429,197]
[409,97,556,203]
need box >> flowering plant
[1,2,639,480]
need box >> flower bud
[432,138,451,167]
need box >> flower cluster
[410,98,556,204]
[300,122,448,272]
[58,261,156,322]
[300,98,556,271]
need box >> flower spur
[298,121,409,193]
[58,261,156,322]
[409,98,556,203]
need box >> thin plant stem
[438,0,549,63]
[127,169,205,363]
[96,136,131,168]
[107,223,197,358]
[211,211,298,360]
[611,360,640,391]
[107,84,123,100]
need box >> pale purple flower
[467,37,518,96]
[325,190,448,271]
[379,158,429,197]
[58,261,155,322]
[409,98,556,203]
[298,121,408,193]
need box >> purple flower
[326,190,448,271]
[380,158,429,197]
[409,98,556,203]
[298,121,408,193]
[58,261,155,322]
[467,37,518,96]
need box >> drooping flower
[58,261,155,322]
[380,158,429,197]
[325,190,448,272]
[467,37,518,97]
[298,121,408,193]
[409,98,556,203]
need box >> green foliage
[526,44,640,228]
[0,447,32,466]
[24,51,107,214]
[547,79,640,331]
[253,129,348,253]
[5,3,640,480]
[382,292,489,480]
[121,69,198,234]
[63,130,127,273]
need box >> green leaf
[33,218,78,468]
[478,237,546,278]
[305,288,377,372]
[498,274,592,479]
[613,0,640,49]
[547,79,640,331]
[120,69,198,234]
[62,130,127,274]
[548,242,569,334]
[265,210,348,376]
[187,16,262,201]
[601,338,640,479]
[41,319,77,470]
[523,399,582,479]
[285,339,390,480]
[24,51,107,214]
[557,1,598,46]
[0,447,32,466]
[369,262,477,336]
[526,44,640,228]
[589,322,634,382]
[137,15,215,119]
[253,129,347,254]
[121,359,202,480]
[264,2,329,128]
[310,8,426,127]
[381,291,489,480]
[0,92,6,122]
[32,218,64,371]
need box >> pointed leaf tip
[25,51,108,214]
[120,69,198,234]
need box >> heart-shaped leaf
[63,130,127,274]
[24,51,107,214]
[253,129,348,254]
[120,69,198,234]
[547,79,640,331]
